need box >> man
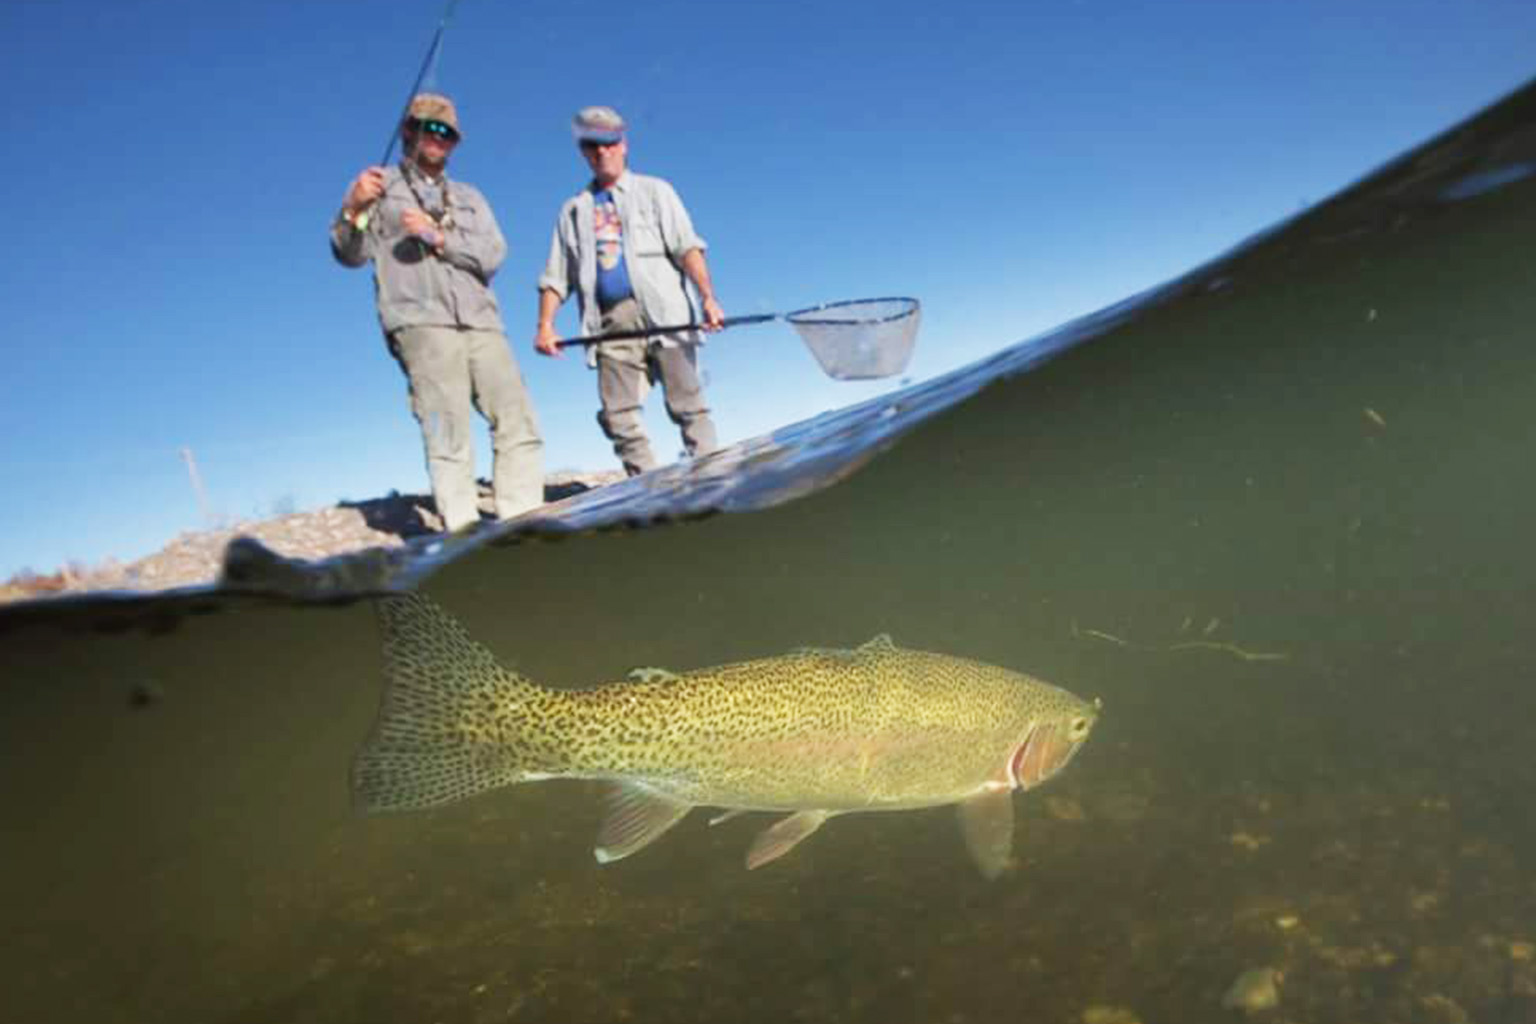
[331,93,543,531]
[534,105,723,477]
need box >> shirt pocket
[449,194,480,233]
[626,205,666,257]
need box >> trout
[353,593,1100,877]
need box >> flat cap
[571,105,626,144]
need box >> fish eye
[1068,716,1090,739]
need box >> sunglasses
[409,119,460,142]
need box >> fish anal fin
[626,666,681,684]
[745,810,832,870]
[958,790,1016,880]
[594,783,692,864]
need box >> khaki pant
[389,325,544,531]
[595,298,718,477]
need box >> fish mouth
[1007,721,1083,790]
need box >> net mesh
[786,298,920,380]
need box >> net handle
[555,313,780,347]
[554,297,921,347]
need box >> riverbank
[0,471,624,603]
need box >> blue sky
[2,0,1532,578]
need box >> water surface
[4,81,1536,1024]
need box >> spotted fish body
[354,593,1100,877]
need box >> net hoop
[784,296,920,326]
[782,297,920,381]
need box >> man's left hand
[400,208,444,251]
[701,297,725,331]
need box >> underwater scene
[3,82,1536,1024]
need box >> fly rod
[353,0,463,231]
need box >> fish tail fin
[352,591,559,814]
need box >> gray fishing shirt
[331,164,507,335]
[538,171,708,357]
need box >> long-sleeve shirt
[330,164,508,334]
[538,171,707,349]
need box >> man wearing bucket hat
[534,105,724,477]
[331,93,544,532]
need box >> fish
[353,592,1100,878]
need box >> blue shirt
[591,187,634,311]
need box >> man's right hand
[342,167,387,216]
[534,325,564,358]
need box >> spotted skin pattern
[353,593,1099,871]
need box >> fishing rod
[353,0,463,231]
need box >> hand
[343,167,386,213]
[701,296,725,331]
[400,208,443,250]
[534,324,564,358]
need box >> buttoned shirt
[331,164,508,335]
[538,171,708,359]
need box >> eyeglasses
[409,119,460,142]
[579,137,623,150]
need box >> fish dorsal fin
[626,666,680,684]
[594,783,692,864]
[858,634,898,654]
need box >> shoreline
[0,470,623,604]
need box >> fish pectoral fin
[957,790,1016,880]
[745,810,833,870]
[625,666,681,684]
[593,783,692,864]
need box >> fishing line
[355,0,463,230]
[378,0,463,168]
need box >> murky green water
[5,87,1536,1024]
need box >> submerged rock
[1221,967,1282,1013]
[1082,1004,1142,1024]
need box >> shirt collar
[402,161,446,188]
[590,170,632,195]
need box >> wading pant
[389,325,544,531]
[595,298,718,477]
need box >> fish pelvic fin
[352,592,554,814]
[745,810,834,870]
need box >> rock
[1046,795,1087,821]
[1082,1005,1141,1024]
[127,680,165,709]
[1221,967,1282,1013]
